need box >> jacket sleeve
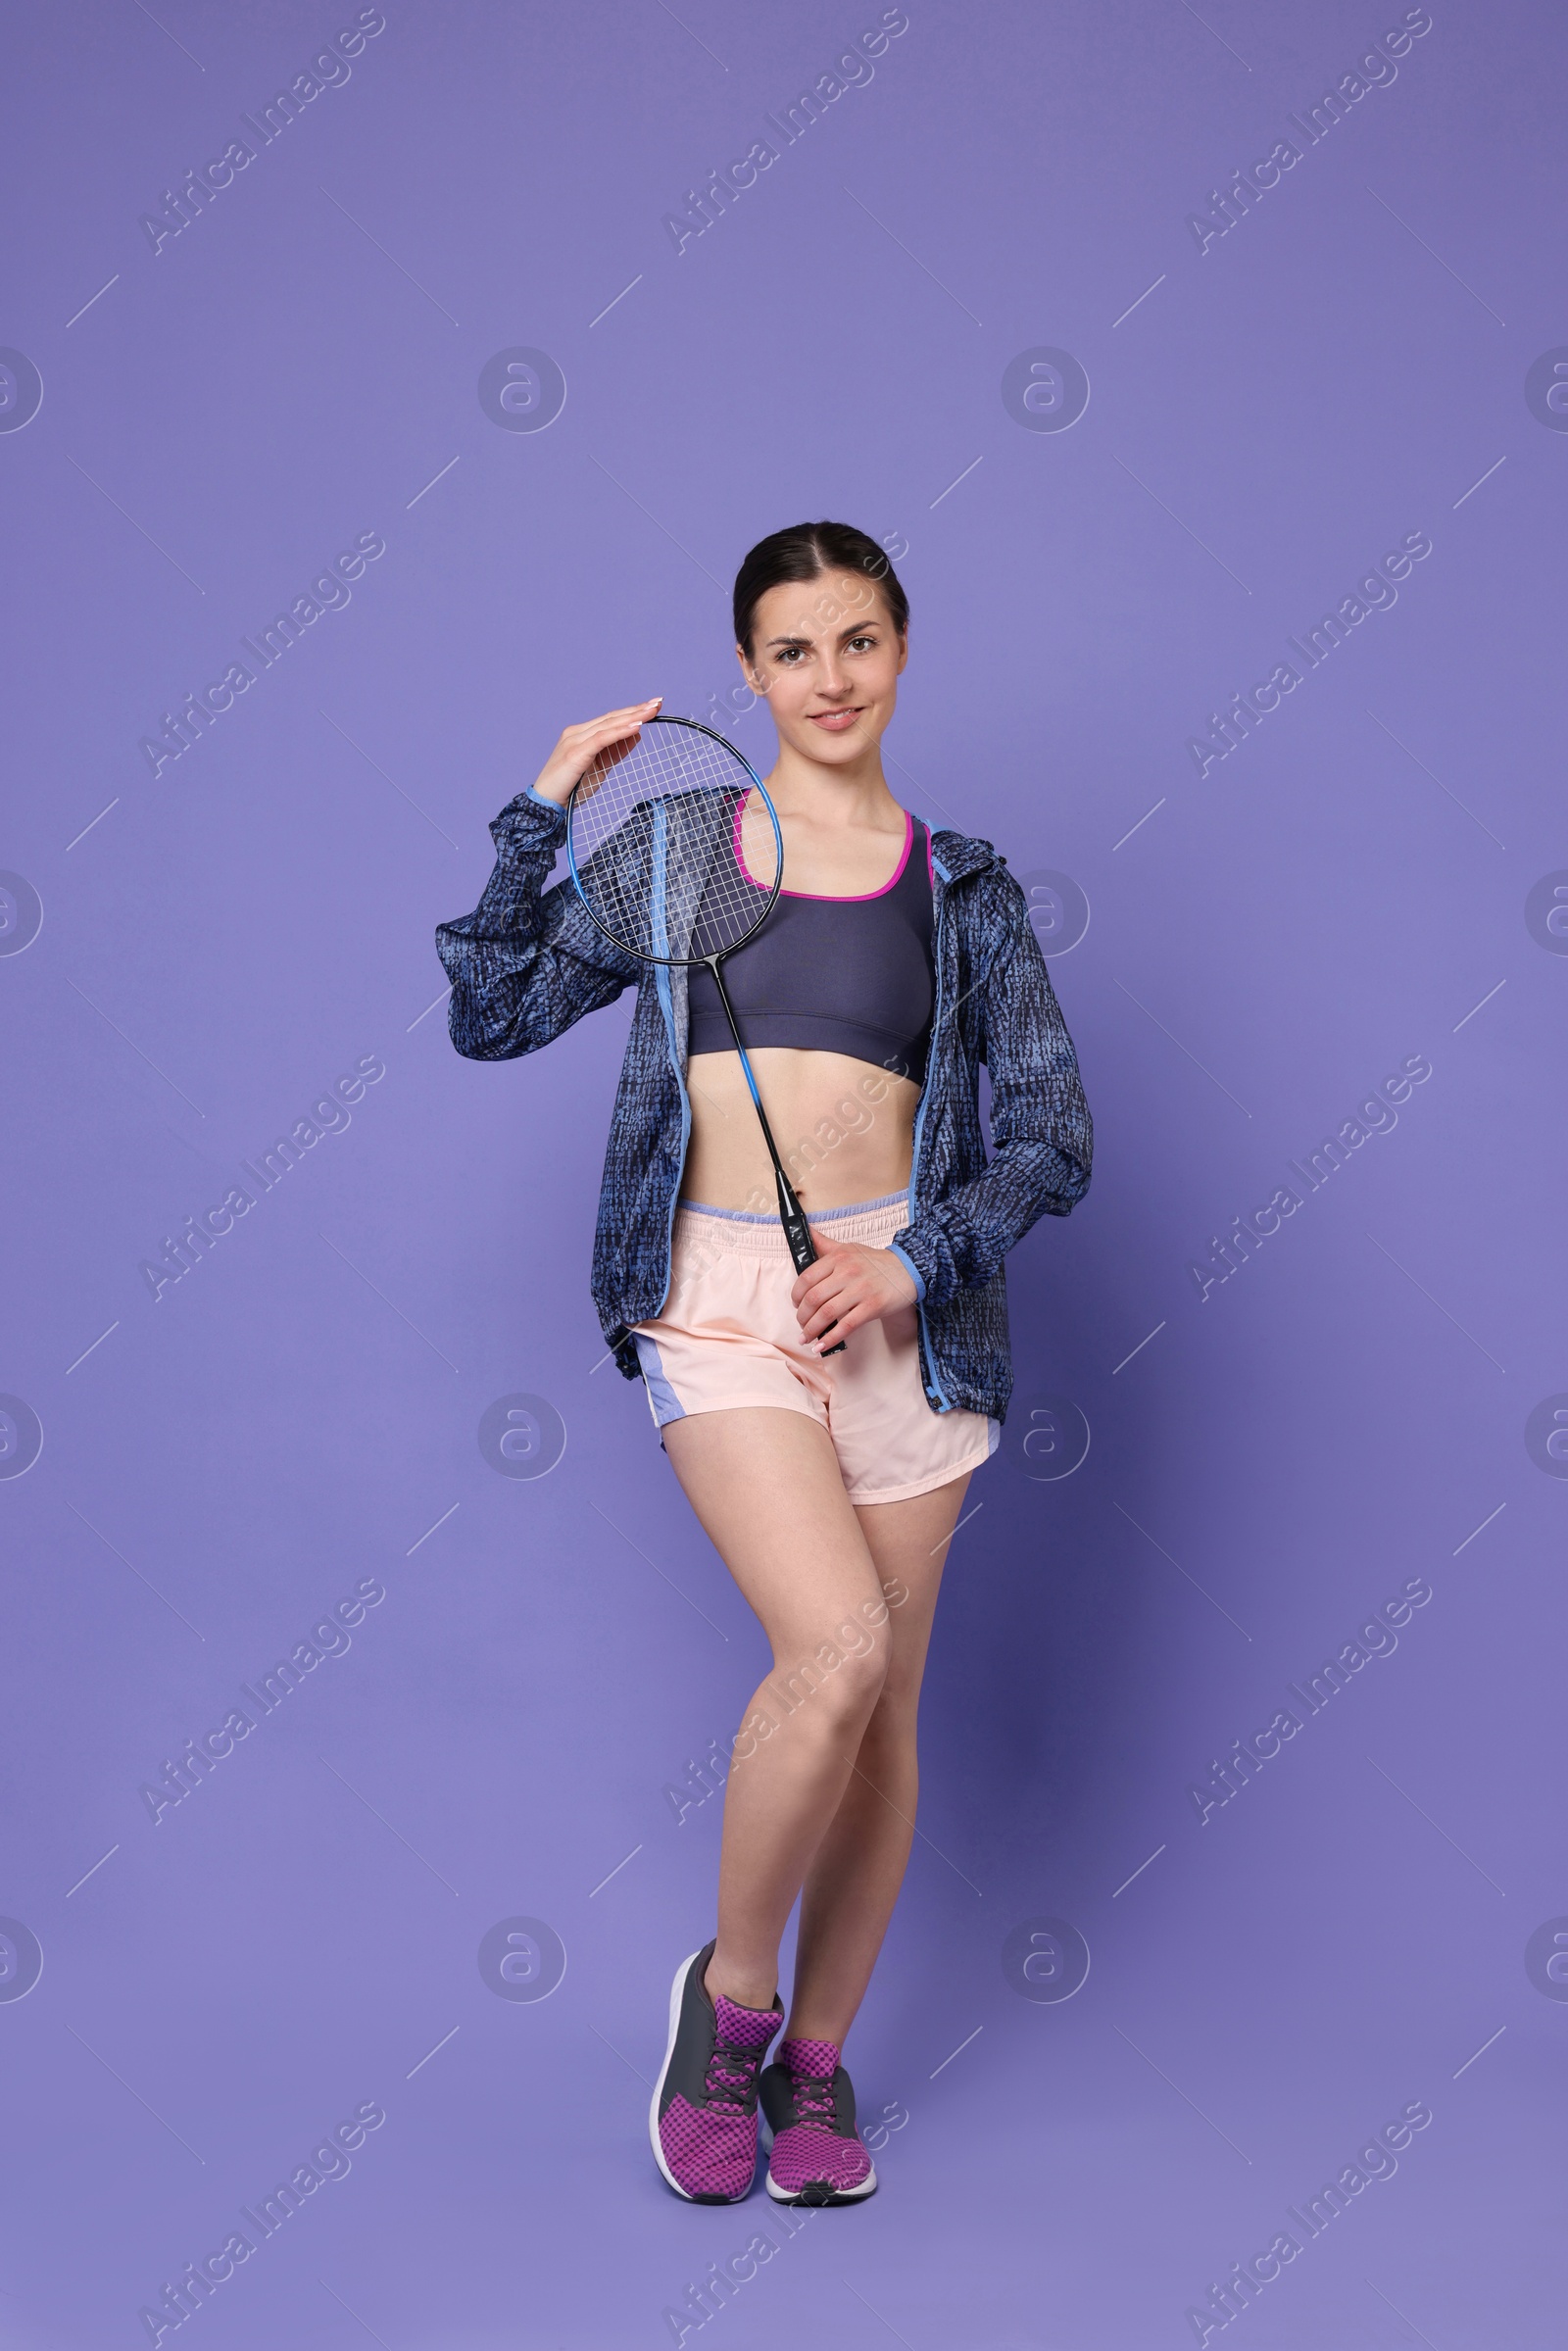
[434,786,643,1060]
[890,875,1093,1308]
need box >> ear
[895,626,909,675]
[735,640,765,696]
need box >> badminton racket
[565,712,846,1354]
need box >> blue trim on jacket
[886,1241,927,1302]
[434,788,1093,1421]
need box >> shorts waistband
[679,1189,909,1225]
[673,1191,909,1256]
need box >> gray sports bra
[686,808,935,1084]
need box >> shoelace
[703,2035,764,2117]
[791,2071,837,2131]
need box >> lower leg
[779,1471,971,2048]
[660,1408,890,2016]
[784,1701,918,2046]
[706,1668,886,2013]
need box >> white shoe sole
[760,2114,878,2202]
[649,1946,706,2199]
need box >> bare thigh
[662,1407,885,1659]
[852,1473,972,1703]
[662,1406,974,1677]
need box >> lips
[808,707,861,731]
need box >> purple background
[3,2,1563,2343]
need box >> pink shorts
[630,1192,1000,1506]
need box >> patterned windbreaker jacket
[434,783,1094,1422]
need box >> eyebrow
[762,618,882,648]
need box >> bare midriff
[681,1048,920,1214]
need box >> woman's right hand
[529,698,662,808]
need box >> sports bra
[686,806,935,1084]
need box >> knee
[862,1678,919,1755]
[769,1639,887,1739]
[831,1641,890,1723]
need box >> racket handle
[778,1202,815,1271]
[778,1193,847,1357]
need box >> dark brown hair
[732,520,909,659]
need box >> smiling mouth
[808,707,862,727]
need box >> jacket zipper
[907,859,955,1412]
[609,966,689,1366]
[651,799,693,1321]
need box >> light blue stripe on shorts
[634,1333,686,1428]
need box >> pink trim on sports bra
[731,791,767,893]
[732,798,914,903]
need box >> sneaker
[759,2036,877,2204]
[650,1940,783,2202]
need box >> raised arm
[434,700,660,1060]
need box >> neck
[763,738,902,827]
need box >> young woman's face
[738,571,907,766]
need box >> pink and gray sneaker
[650,1940,783,2202]
[759,2037,877,2204]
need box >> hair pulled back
[732,520,908,660]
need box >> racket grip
[779,1203,847,1357]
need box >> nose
[815,649,852,698]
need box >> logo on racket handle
[779,1207,817,1272]
[778,1190,847,1356]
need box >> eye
[848,633,877,652]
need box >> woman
[436,521,1092,2208]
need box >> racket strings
[568,719,780,965]
[690,798,777,961]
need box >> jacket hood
[930,827,1003,884]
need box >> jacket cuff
[886,1237,929,1304]
[491,786,568,851]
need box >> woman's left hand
[791,1241,917,1350]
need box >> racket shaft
[705,958,846,1355]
